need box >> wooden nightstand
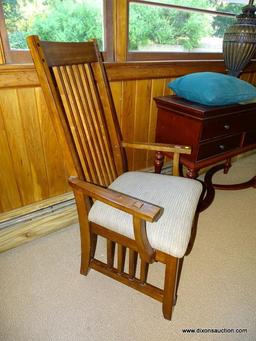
[154,96,256,180]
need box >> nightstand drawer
[243,131,256,146]
[201,114,243,140]
[198,134,241,160]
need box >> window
[0,0,250,63]
[128,0,248,60]
[0,0,113,63]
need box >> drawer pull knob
[219,144,225,150]
[224,124,230,130]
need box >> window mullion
[114,0,128,62]
[103,0,114,61]
[0,2,11,63]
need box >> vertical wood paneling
[17,88,49,201]
[109,78,173,170]
[120,81,137,170]
[0,89,35,206]
[133,79,152,170]
[110,81,123,124]
[0,107,21,210]
[251,73,256,85]
[241,72,256,85]
[146,78,166,168]
[164,78,173,96]
[35,88,70,196]
[0,86,71,213]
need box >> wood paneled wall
[0,65,75,212]
[1,62,256,213]
[110,78,172,170]
[0,86,71,212]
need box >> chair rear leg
[90,233,98,258]
[162,256,179,320]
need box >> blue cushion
[168,72,256,106]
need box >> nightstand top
[154,95,256,119]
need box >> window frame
[0,0,114,64]
[0,0,243,64]
[127,0,238,61]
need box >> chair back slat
[27,35,126,186]
[53,64,118,186]
[63,65,102,183]
[92,62,126,175]
[72,64,115,184]
[81,64,119,181]
[52,65,99,184]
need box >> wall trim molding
[0,193,77,253]
[1,61,256,87]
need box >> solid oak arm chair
[27,35,203,320]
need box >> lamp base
[223,2,256,77]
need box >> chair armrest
[68,177,163,223]
[69,176,162,262]
[121,141,191,154]
[122,141,191,176]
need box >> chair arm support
[122,141,191,154]
[69,176,160,263]
[133,217,155,263]
[122,141,191,176]
[68,177,163,223]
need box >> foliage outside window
[128,0,248,58]
[1,0,105,62]
[0,0,251,63]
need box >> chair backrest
[27,36,127,187]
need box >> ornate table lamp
[223,0,256,77]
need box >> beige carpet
[0,154,256,341]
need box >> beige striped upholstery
[88,172,202,258]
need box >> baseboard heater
[0,193,78,253]
[0,198,75,230]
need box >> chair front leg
[162,256,179,320]
[73,189,93,276]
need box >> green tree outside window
[2,0,103,49]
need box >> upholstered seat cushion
[88,172,202,258]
